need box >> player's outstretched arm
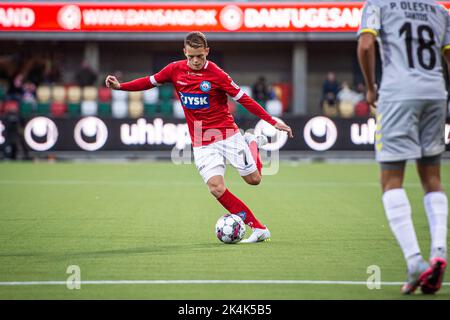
[357,32,377,107]
[105,75,153,91]
[237,94,293,138]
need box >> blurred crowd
[321,71,372,118]
[0,53,98,105]
[0,53,389,120]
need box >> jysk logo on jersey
[200,81,211,92]
[179,92,210,109]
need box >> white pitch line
[0,280,449,286]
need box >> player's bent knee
[249,176,261,185]
[207,178,226,198]
[244,173,261,186]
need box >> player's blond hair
[184,31,208,49]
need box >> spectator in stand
[338,81,359,105]
[252,76,272,105]
[322,92,339,117]
[352,82,371,117]
[322,72,339,105]
[337,81,359,117]
[354,82,367,104]
[6,73,24,101]
[75,61,98,87]
[42,59,62,85]
[22,81,37,104]
[27,58,46,86]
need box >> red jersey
[121,60,277,147]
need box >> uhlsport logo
[200,81,212,92]
[179,92,210,109]
[303,116,338,151]
[24,117,58,151]
[74,117,108,151]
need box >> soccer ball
[215,214,246,244]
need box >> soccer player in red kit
[106,31,293,243]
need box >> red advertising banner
[0,1,410,33]
[1,2,450,33]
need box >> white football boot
[244,132,268,148]
[401,258,430,294]
[240,227,271,243]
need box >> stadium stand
[0,84,5,101]
[322,100,339,117]
[173,100,185,119]
[128,91,143,118]
[81,86,98,116]
[19,100,34,117]
[3,100,19,114]
[129,100,144,118]
[111,100,128,118]
[111,87,128,118]
[266,99,283,116]
[143,87,159,116]
[50,85,66,117]
[98,86,112,103]
[272,83,291,113]
[67,86,82,103]
[0,81,292,119]
[354,100,370,118]
[50,101,67,117]
[157,85,174,116]
[338,101,354,118]
[97,86,112,117]
[83,86,98,101]
[81,100,97,116]
[52,86,65,103]
[36,86,51,103]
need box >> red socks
[217,189,265,229]
[248,141,262,174]
[215,139,265,229]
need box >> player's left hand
[274,122,293,138]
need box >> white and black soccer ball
[215,214,246,244]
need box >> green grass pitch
[0,161,449,299]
